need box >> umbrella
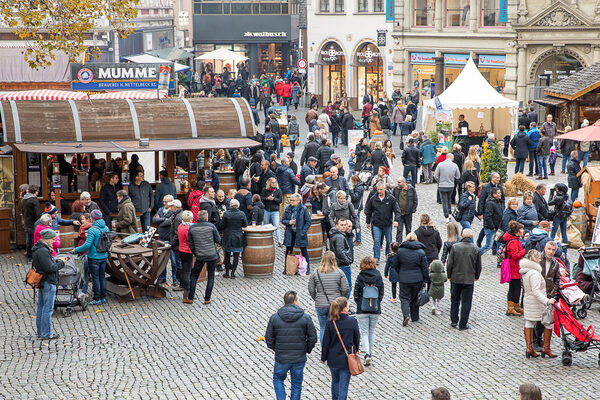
[195,48,248,62]
[122,54,190,73]
[555,121,600,142]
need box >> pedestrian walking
[503,221,526,316]
[321,297,360,400]
[559,126,576,173]
[283,194,312,273]
[329,218,353,295]
[220,199,248,279]
[393,176,418,243]
[457,182,477,230]
[395,232,429,326]
[328,191,357,229]
[32,229,65,340]
[441,222,460,264]
[536,133,551,179]
[510,126,531,174]
[434,153,460,222]
[261,177,283,244]
[475,172,504,249]
[548,183,570,247]
[447,229,481,330]
[186,210,221,304]
[353,256,383,365]
[429,260,447,315]
[401,139,420,186]
[364,182,401,262]
[308,251,349,343]
[384,242,400,303]
[348,175,365,244]
[177,210,194,302]
[420,137,437,184]
[526,122,541,177]
[415,214,442,266]
[265,290,317,400]
[567,151,581,202]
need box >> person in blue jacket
[527,122,541,177]
[457,182,477,230]
[74,209,109,305]
[419,137,437,184]
[282,194,312,274]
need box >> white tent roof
[123,54,190,73]
[423,58,518,110]
[195,48,249,62]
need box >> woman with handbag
[321,297,361,400]
[520,249,557,359]
[502,221,526,316]
[307,251,349,344]
[220,199,248,278]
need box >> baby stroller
[54,254,88,317]
[576,248,600,315]
[554,257,589,319]
[553,299,600,366]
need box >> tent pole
[491,108,495,136]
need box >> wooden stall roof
[577,165,600,180]
[533,96,567,107]
[0,97,256,144]
[543,63,600,101]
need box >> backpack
[361,283,379,312]
[557,199,573,219]
[264,132,275,150]
[95,229,117,253]
[497,238,517,268]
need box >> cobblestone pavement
[1,105,600,399]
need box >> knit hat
[305,175,316,184]
[40,229,57,240]
[91,209,103,220]
[243,147,250,155]
[44,202,57,215]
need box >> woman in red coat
[281,81,292,107]
[502,221,526,316]
[275,80,284,104]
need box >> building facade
[392,0,600,105]
[306,0,394,109]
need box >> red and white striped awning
[0,89,88,101]
[89,90,168,100]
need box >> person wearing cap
[75,209,109,305]
[300,157,318,186]
[34,202,78,232]
[167,199,184,288]
[32,228,65,340]
[287,152,298,175]
[324,154,344,176]
[113,190,137,234]
[153,170,177,212]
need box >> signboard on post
[70,63,175,91]
[297,58,307,69]
[348,130,364,155]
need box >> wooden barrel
[242,225,277,278]
[217,170,237,195]
[58,224,76,253]
[295,214,324,265]
[571,206,588,241]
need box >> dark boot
[230,266,236,279]
[541,329,557,358]
[525,328,539,358]
[223,268,230,278]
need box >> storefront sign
[498,0,508,22]
[243,32,287,38]
[377,31,386,47]
[320,43,344,64]
[444,54,469,65]
[356,48,383,64]
[70,63,175,90]
[385,0,394,22]
[410,52,435,65]
[479,54,506,67]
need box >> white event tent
[422,58,518,138]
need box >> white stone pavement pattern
[1,104,600,400]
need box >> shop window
[223,3,230,13]
[446,0,469,26]
[319,42,346,104]
[231,3,251,13]
[320,0,329,12]
[355,42,383,101]
[202,2,222,14]
[414,0,434,26]
[357,0,368,12]
[260,2,281,13]
[481,0,506,26]
[335,0,344,12]
[374,0,384,12]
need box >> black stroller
[53,254,88,317]
[575,247,600,317]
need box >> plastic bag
[541,304,555,326]
[417,283,430,307]
[296,255,308,276]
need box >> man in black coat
[475,172,504,250]
[341,108,355,146]
[316,138,334,174]
[265,291,317,400]
[199,187,220,226]
[22,185,41,260]
[187,209,221,303]
[451,144,465,203]
[447,229,481,330]
[329,219,354,292]
[300,157,318,186]
[393,177,418,242]
[365,183,401,262]
[99,173,121,226]
[510,126,531,174]
[480,188,503,255]
[532,183,549,222]
[300,133,320,166]
[567,151,582,202]
[518,109,530,130]
[401,139,420,186]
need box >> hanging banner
[385,0,394,22]
[498,0,508,22]
[70,63,175,90]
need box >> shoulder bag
[316,271,331,305]
[332,320,364,376]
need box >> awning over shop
[534,96,567,107]
[123,54,191,73]
[13,137,260,154]
[147,47,194,61]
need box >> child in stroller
[54,254,88,317]
[573,248,600,315]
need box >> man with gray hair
[434,152,460,223]
[447,228,481,330]
[80,191,100,213]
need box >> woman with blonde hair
[370,110,381,137]
[321,296,361,400]
[441,221,461,264]
[308,251,349,343]
[460,159,480,190]
[261,177,283,244]
[467,146,481,173]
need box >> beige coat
[520,259,552,321]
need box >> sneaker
[89,299,102,305]
[435,309,441,315]
[364,354,372,366]
[390,298,397,303]
[451,322,457,328]
[42,333,60,340]
[402,317,410,327]
[100,298,107,304]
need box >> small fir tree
[480,141,507,183]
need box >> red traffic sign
[297,58,307,69]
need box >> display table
[106,239,172,302]
[452,135,484,151]
[242,224,278,278]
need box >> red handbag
[332,320,364,376]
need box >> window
[481,0,506,26]
[357,0,368,12]
[320,0,329,12]
[414,0,434,26]
[231,3,251,13]
[374,0,384,12]
[446,0,469,26]
[335,0,344,12]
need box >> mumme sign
[70,63,175,91]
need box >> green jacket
[115,197,137,234]
[428,260,447,300]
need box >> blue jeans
[459,220,471,231]
[578,150,589,167]
[528,149,538,175]
[372,225,392,261]
[355,210,362,242]
[329,367,351,400]
[79,255,89,294]
[316,307,329,344]
[332,130,338,146]
[356,313,380,356]
[536,155,548,177]
[273,362,305,400]
[140,211,150,232]
[561,153,570,173]
[36,283,57,338]
[341,128,348,145]
[514,158,526,174]
[551,217,568,244]
[571,188,579,203]
[170,249,181,281]
[339,265,352,299]
[88,258,107,301]
[264,210,281,243]
[480,228,497,255]
[403,166,418,186]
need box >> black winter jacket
[353,269,384,314]
[510,132,532,159]
[548,188,571,219]
[261,188,282,212]
[22,193,41,233]
[392,185,418,215]
[401,145,420,167]
[250,201,265,225]
[32,240,64,287]
[415,226,442,264]
[199,196,220,226]
[567,159,581,189]
[169,208,184,246]
[365,192,401,227]
[321,314,360,369]
[477,182,505,216]
[533,191,549,222]
[300,140,320,165]
[458,191,477,223]
[316,146,335,170]
[349,182,365,212]
[484,198,503,230]
[447,238,482,284]
[395,241,429,284]
[329,227,353,266]
[220,209,248,250]
[187,220,221,261]
[370,148,389,173]
[265,304,317,364]
[501,208,518,233]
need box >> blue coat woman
[282,201,311,248]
